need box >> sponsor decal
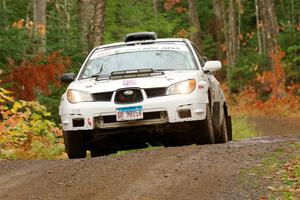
[123,80,137,86]
[90,44,189,60]
[87,118,92,126]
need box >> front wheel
[63,131,86,159]
[195,104,215,144]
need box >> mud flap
[226,116,233,141]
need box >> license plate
[116,106,143,121]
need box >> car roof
[95,38,190,50]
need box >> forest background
[0,0,299,159]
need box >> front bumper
[59,94,208,131]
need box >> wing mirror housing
[60,73,75,84]
[203,61,222,73]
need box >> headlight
[67,89,93,103]
[166,79,196,95]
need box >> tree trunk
[78,0,94,53]
[33,0,47,54]
[78,0,105,53]
[213,0,238,66]
[237,0,241,57]
[291,0,295,38]
[91,0,105,47]
[32,0,37,37]
[227,0,238,65]
[255,0,262,55]
[153,0,158,16]
[64,0,71,30]
[258,0,285,97]
[188,0,202,51]
[212,0,225,60]
[2,0,7,27]
[258,0,279,66]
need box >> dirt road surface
[1,135,300,200]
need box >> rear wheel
[226,116,233,141]
[63,131,86,159]
[218,112,228,143]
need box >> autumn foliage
[4,52,70,101]
[225,48,300,116]
[0,88,64,159]
[164,0,186,13]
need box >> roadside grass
[239,142,300,199]
[0,141,66,160]
[232,115,259,140]
[114,145,162,157]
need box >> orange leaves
[177,29,188,38]
[256,47,286,100]
[246,32,255,39]
[269,47,286,99]
[297,23,300,31]
[5,52,70,101]
[176,6,187,13]
[279,158,300,197]
[164,0,186,13]
[12,19,24,29]
[228,85,300,116]
[11,18,45,38]
[226,47,300,117]
[37,24,46,36]
[164,0,181,11]
[26,20,34,30]
[221,43,227,52]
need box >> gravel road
[1,135,300,200]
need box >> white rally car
[59,32,232,158]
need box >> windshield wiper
[155,69,176,71]
[90,73,108,78]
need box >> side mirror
[60,73,75,84]
[203,61,222,73]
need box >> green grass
[239,142,300,199]
[232,116,258,140]
[114,145,162,157]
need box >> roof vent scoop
[125,32,157,43]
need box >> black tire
[90,137,116,158]
[218,112,229,143]
[90,148,112,157]
[196,104,215,144]
[226,116,233,141]
[63,131,86,159]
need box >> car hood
[68,70,202,93]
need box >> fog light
[178,109,192,118]
[73,118,85,127]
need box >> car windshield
[79,43,196,79]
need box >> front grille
[92,92,113,102]
[114,89,143,104]
[144,87,166,98]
